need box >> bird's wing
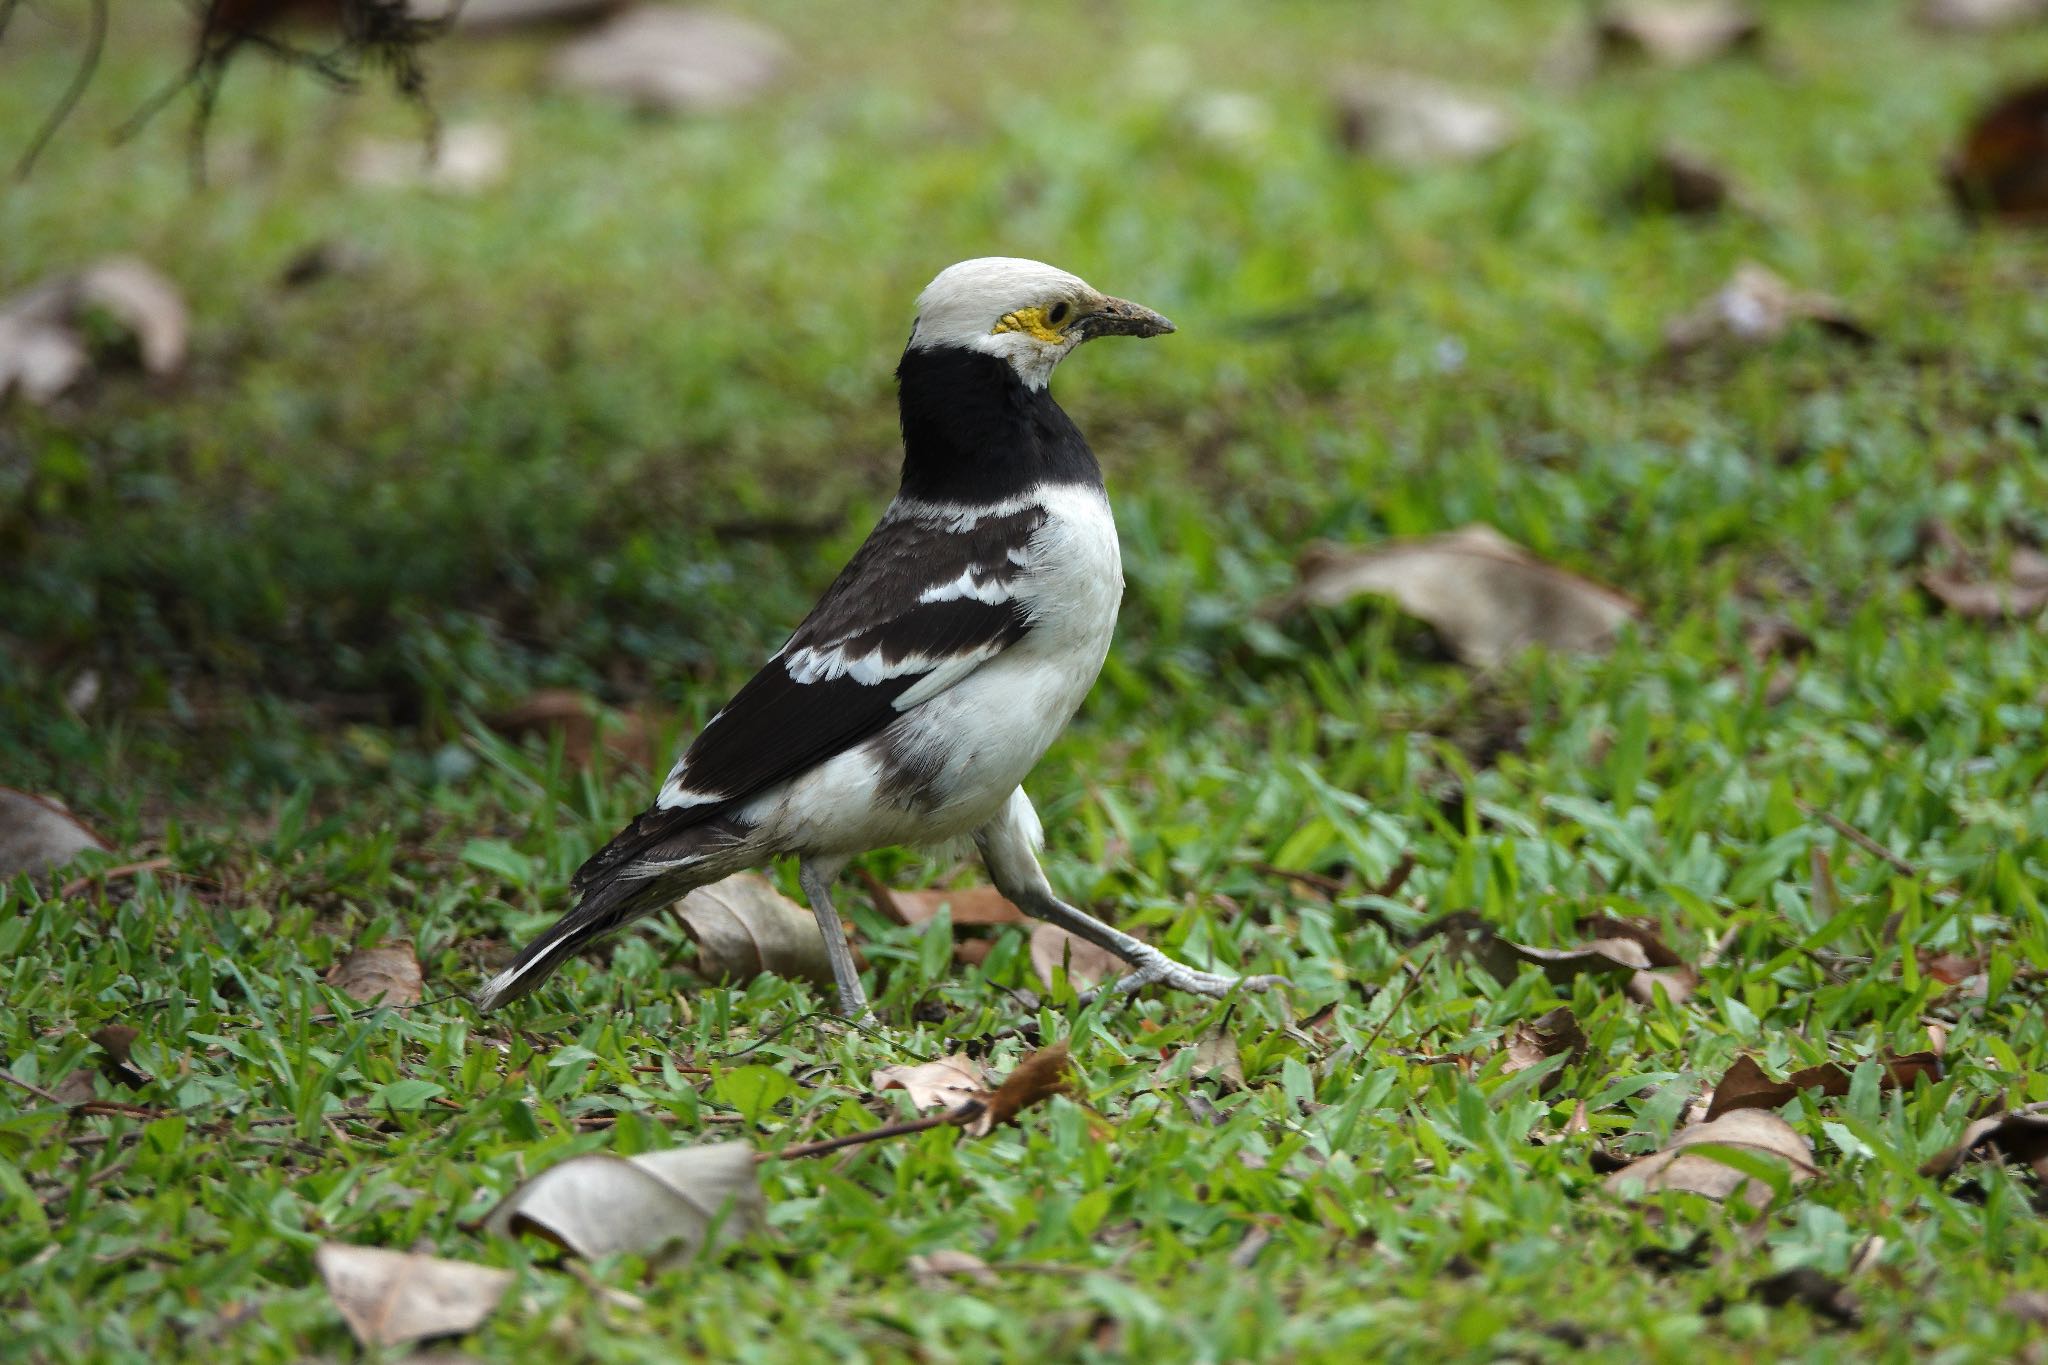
[572,499,1047,890]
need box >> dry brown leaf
[89,1024,151,1088]
[1749,1265,1862,1327]
[0,258,187,405]
[964,1042,1074,1137]
[550,6,789,113]
[1502,1006,1587,1085]
[488,688,659,770]
[1029,923,1125,992]
[1704,1052,1943,1121]
[1664,262,1873,353]
[869,882,1026,929]
[315,1244,511,1349]
[1267,524,1639,667]
[483,1141,764,1264]
[1627,144,1736,216]
[1331,71,1518,167]
[327,943,425,1007]
[675,873,836,988]
[872,1054,988,1112]
[1920,547,2048,621]
[1917,0,2048,32]
[1157,1032,1246,1092]
[909,1249,997,1285]
[0,788,111,879]
[347,122,510,194]
[1596,1,1761,66]
[1605,1109,1818,1208]
[1919,1101,2048,1179]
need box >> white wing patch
[917,569,1015,605]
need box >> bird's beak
[1075,296,1176,340]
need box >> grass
[4,0,2048,1358]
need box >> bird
[476,257,1284,1022]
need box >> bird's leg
[798,857,877,1027]
[973,790,1287,1003]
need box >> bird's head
[906,257,1174,390]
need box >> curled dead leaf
[1665,262,1873,353]
[1704,1052,1942,1121]
[1949,81,2048,223]
[1627,144,1737,216]
[488,688,660,771]
[909,1249,997,1285]
[0,258,187,405]
[675,873,836,988]
[1331,70,1518,167]
[1596,0,1762,66]
[964,1042,1074,1137]
[1266,524,1639,667]
[550,6,789,113]
[868,881,1026,929]
[1029,923,1124,992]
[483,1141,764,1264]
[315,1244,511,1349]
[327,943,425,1007]
[88,1024,151,1088]
[1919,1101,2048,1180]
[872,1054,988,1112]
[0,788,111,879]
[1605,1109,1818,1208]
[1919,547,2048,621]
[1502,1006,1587,1085]
[1156,1032,1246,1092]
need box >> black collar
[894,345,1103,504]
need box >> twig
[1797,801,1921,879]
[0,1069,66,1105]
[762,1101,984,1162]
[1247,862,1347,897]
[1358,944,1441,1055]
[61,857,174,898]
[10,0,105,181]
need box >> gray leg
[973,790,1287,1002]
[799,856,877,1026]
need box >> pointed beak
[1075,295,1175,340]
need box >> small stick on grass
[1358,944,1442,1056]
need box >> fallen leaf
[1502,1006,1587,1085]
[1704,1052,1942,1121]
[868,882,1027,929]
[0,258,187,405]
[909,1249,997,1285]
[1266,524,1639,667]
[89,1024,151,1088]
[1919,950,1986,986]
[675,873,836,988]
[488,688,659,770]
[347,122,510,193]
[327,943,425,1006]
[1627,144,1736,215]
[1664,262,1873,353]
[1587,915,1699,1007]
[315,1244,511,1349]
[1331,70,1518,167]
[963,1042,1074,1137]
[2006,1289,2048,1324]
[483,1140,764,1264]
[1748,1266,1861,1327]
[1920,547,2048,620]
[1917,0,2048,31]
[1029,923,1125,992]
[871,1054,987,1112]
[1605,1109,1819,1208]
[0,788,111,878]
[550,6,789,113]
[1919,1101,2048,1179]
[1596,1,1762,66]
[1158,1032,1246,1092]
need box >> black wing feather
[573,502,1044,890]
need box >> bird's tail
[474,870,683,1011]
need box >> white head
[906,257,1174,390]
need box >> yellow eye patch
[992,306,1068,344]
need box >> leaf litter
[0,788,111,879]
[326,942,426,1007]
[316,1243,512,1349]
[1604,1109,1818,1208]
[674,873,836,988]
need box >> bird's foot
[1086,949,1289,1003]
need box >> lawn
[3,0,2048,1359]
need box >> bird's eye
[1046,301,1071,326]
